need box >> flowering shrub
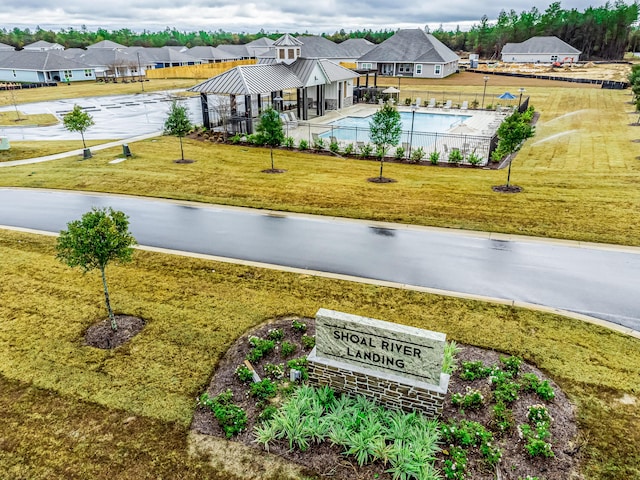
[451,388,485,410]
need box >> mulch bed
[261,168,287,174]
[192,316,580,480]
[84,315,146,349]
[173,159,196,164]
[367,176,397,183]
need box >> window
[64,70,73,78]
[84,69,92,77]
[434,65,442,75]
[361,62,372,70]
[296,48,300,57]
[398,63,412,74]
[415,64,423,75]
[12,70,16,77]
[288,48,294,59]
[279,49,285,59]
[551,55,558,61]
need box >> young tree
[495,111,535,187]
[255,107,285,171]
[56,208,136,331]
[369,102,402,180]
[164,100,193,162]
[63,104,94,149]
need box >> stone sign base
[307,347,450,417]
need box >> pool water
[322,112,471,142]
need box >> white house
[356,29,459,78]
[501,36,581,63]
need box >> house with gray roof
[87,40,127,50]
[0,42,15,52]
[336,38,375,59]
[0,51,94,83]
[501,36,581,63]
[357,29,459,78]
[23,40,65,52]
[187,46,241,63]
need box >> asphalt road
[1,188,638,331]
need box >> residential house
[0,51,94,83]
[356,28,459,78]
[501,36,581,63]
[23,40,65,51]
[0,42,15,51]
[186,46,241,63]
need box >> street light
[518,87,526,109]
[407,105,417,160]
[481,76,489,109]
[136,52,144,92]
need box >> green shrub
[263,362,285,379]
[343,143,355,155]
[247,336,276,363]
[235,364,254,383]
[199,390,247,438]
[404,97,412,106]
[451,388,484,410]
[313,137,325,151]
[267,328,284,341]
[250,378,278,402]
[493,380,520,404]
[492,401,514,434]
[280,341,297,358]
[329,140,341,154]
[500,356,523,377]
[394,146,406,159]
[301,334,316,350]
[291,319,307,332]
[467,152,482,166]
[284,136,295,148]
[429,150,440,165]
[298,139,309,150]
[230,133,243,144]
[521,373,556,401]
[449,149,463,165]
[359,143,373,158]
[460,361,492,381]
[442,446,467,480]
[527,404,552,426]
[287,357,309,380]
[411,146,425,162]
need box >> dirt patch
[261,169,287,174]
[84,315,146,349]
[367,176,397,183]
[492,185,523,193]
[192,316,580,480]
[173,159,196,164]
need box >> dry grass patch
[0,111,58,126]
[0,140,106,162]
[0,229,639,478]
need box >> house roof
[0,51,91,70]
[189,64,304,95]
[501,36,581,55]
[187,46,241,61]
[287,57,357,85]
[358,29,459,64]
[87,40,127,50]
[134,47,199,64]
[23,40,63,50]
[0,42,15,51]
[70,48,140,67]
[296,35,343,58]
[274,33,303,47]
[246,37,275,47]
[217,44,252,58]
[337,38,375,58]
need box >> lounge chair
[414,97,422,107]
[427,98,436,108]
[286,111,298,127]
[330,136,338,145]
[443,100,452,110]
[460,101,469,110]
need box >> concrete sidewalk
[0,131,163,168]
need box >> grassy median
[0,229,638,478]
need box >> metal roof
[358,29,459,64]
[189,64,303,95]
[274,33,303,47]
[501,36,581,55]
[319,59,359,82]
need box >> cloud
[0,0,616,34]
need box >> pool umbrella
[497,92,516,100]
[449,123,477,134]
[382,86,401,103]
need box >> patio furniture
[460,101,469,110]
[414,97,422,107]
[443,100,452,110]
[427,98,436,108]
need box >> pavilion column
[230,94,237,116]
[199,93,210,129]
[244,95,253,134]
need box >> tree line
[0,1,637,59]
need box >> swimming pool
[322,111,471,142]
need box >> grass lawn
[0,111,58,126]
[0,140,108,162]
[0,229,638,479]
[1,82,638,245]
[0,79,198,107]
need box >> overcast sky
[0,1,619,34]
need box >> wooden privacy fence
[145,59,256,79]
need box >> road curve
[1,188,639,333]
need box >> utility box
[122,144,132,157]
[0,136,10,151]
[469,54,479,69]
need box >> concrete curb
[2,223,637,340]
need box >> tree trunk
[270,145,274,170]
[379,158,384,179]
[506,158,512,188]
[179,136,185,161]
[101,266,117,331]
[81,131,86,149]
